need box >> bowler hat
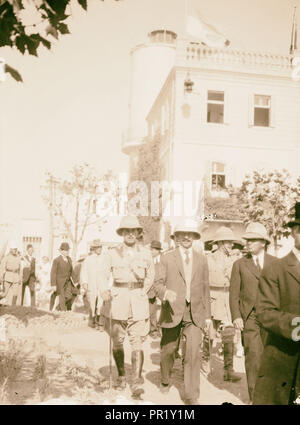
[91,239,102,248]
[171,223,201,240]
[243,222,271,244]
[60,242,70,251]
[212,226,237,244]
[116,216,143,236]
[287,202,300,227]
[151,240,162,250]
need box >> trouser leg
[58,291,67,311]
[149,297,158,333]
[182,306,202,402]
[49,291,57,311]
[21,283,26,306]
[242,314,264,401]
[160,324,181,385]
[30,288,36,307]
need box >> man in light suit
[154,223,211,405]
[229,222,276,402]
[99,216,155,398]
[253,203,300,405]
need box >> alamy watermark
[96,179,215,220]
[291,317,300,342]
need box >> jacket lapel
[191,250,198,281]
[174,248,186,284]
[245,256,260,279]
[286,251,300,284]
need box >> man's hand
[164,289,177,303]
[233,318,244,331]
[101,290,112,302]
[204,319,212,332]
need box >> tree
[237,169,300,255]
[0,0,122,82]
[42,163,118,261]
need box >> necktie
[185,250,190,265]
[255,257,262,273]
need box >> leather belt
[113,281,144,289]
[210,286,229,291]
[6,268,19,273]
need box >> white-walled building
[122,30,300,249]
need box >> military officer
[0,242,22,305]
[202,227,241,382]
[99,216,155,397]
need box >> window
[211,162,226,190]
[207,91,224,124]
[254,95,271,127]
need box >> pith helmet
[243,222,271,244]
[287,202,300,227]
[60,242,70,251]
[116,216,143,236]
[212,226,237,244]
[171,223,201,240]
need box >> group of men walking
[1,202,300,405]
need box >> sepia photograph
[0,0,299,408]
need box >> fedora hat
[91,239,102,248]
[287,202,300,227]
[171,224,201,240]
[243,222,271,244]
[151,240,162,250]
[212,226,237,244]
[60,242,70,251]
[116,216,143,236]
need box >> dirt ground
[0,304,250,405]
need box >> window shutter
[248,94,254,126]
[224,91,229,124]
[270,95,276,128]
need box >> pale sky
[0,0,299,222]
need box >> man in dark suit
[50,242,75,311]
[21,244,36,307]
[229,222,276,402]
[154,223,211,405]
[253,203,300,405]
[147,240,163,339]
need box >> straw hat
[91,239,102,248]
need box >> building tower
[122,29,177,176]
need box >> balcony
[175,40,293,78]
[121,131,146,155]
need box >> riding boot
[223,342,241,382]
[113,348,126,390]
[131,350,144,397]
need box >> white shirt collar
[252,251,265,267]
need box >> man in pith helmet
[99,216,155,398]
[203,226,241,382]
[154,221,211,405]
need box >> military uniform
[0,252,22,305]
[100,243,154,348]
[99,216,155,395]
[203,227,242,382]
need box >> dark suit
[154,247,211,402]
[229,252,276,400]
[50,255,73,311]
[22,255,36,307]
[253,251,300,405]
